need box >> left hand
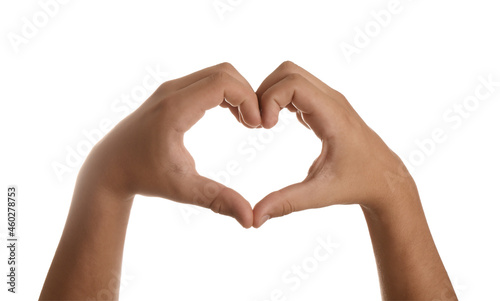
[78,63,261,228]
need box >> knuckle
[260,88,274,102]
[261,92,281,110]
[157,80,173,93]
[151,81,178,107]
[156,93,176,112]
[209,197,223,214]
[274,190,294,216]
[331,89,348,103]
[278,60,298,73]
[207,190,226,214]
[216,62,235,73]
[281,199,295,216]
[207,186,225,214]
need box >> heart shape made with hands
[174,61,366,230]
[120,61,384,232]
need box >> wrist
[73,177,134,210]
[74,167,135,213]
[77,143,136,202]
[362,176,421,221]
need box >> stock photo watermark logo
[340,0,416,63]
[253,235,340,301]
[385,73,499,189]
[213,0,244,21]
[7,0,71,53]
[179,111,296,224]
[51,65,169,182]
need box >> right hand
[253,61,416,228]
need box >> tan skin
[39,62,457,300]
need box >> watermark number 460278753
[6,186,18,293]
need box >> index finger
[167,62,255,93]
[167,71,261,132]
[258,72,347,139]
[256,61,342,101]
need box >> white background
[1,0,499,300]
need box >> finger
[226,93,262,128]
[296,111,310,129]
[259,73,323,127]
[257,61,356,119]
[259,73,343,138]
[173,174,254,228]
[162,63,261,128]
[169,71,261,131]
[253,181,325,228]
[256,61,338,102]
[220,99,263,128]
[168,62,254,92]
[220,100,241,122]
[286,103,297,113]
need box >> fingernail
[258,215,270,227]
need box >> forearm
[361,180,457,300]
[40,63,261,299]
[39,175,133,300]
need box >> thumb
[253,181,322,228]
[183,175,254,228]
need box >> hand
[79,63,261,228]
[41,62,455,301]
[253,61,415,227]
